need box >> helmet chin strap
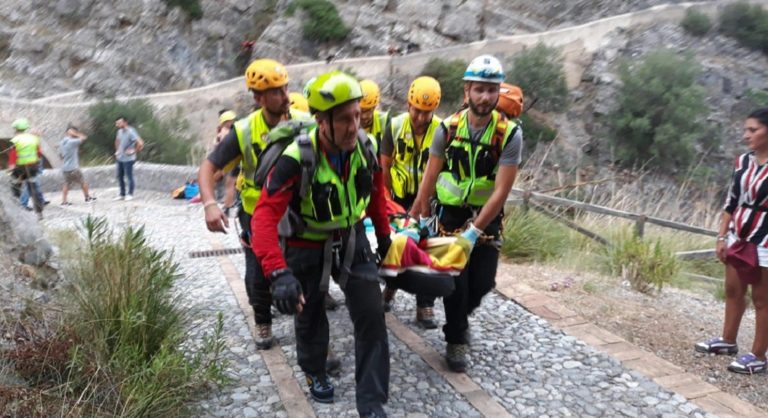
[325,110,343,154]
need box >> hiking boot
[305,373,334,403]
[382,286,397,313]
[694,337,738,355]
[727,353,767,374]
[325,293,339,311]
[326,347,341,375]
[446,343,468,373]
[416,306,438,329]
[255,323,275,350]
[85,196,97,202]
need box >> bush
[519,114,557,150]
[86,100,195,165]
[719,2,768,53]
[419,57,468,111]
[501,207,572,261]
[681,9,712,36]
[294,0,350,42]
[603,233,680,294]
[609,49,707,170]
[508,44,568,112]
[162,0,203,20]
[61,216,227,415]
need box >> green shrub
[610,49,707,170]
[419,57,468,111]
[60,216,227,415]
[519,114,557,150]
[681,9,712,36]
[508,44,568,112]
[162,0,203,20]
[719,2,768,53]
[744,88,768,109]
[603,233,680,294]
[86,100,195,165]
[501,207,572,261]
[294,0,350,42]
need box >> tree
[507,44,568,112]
[610,50,707,171]
[719,2,768,54]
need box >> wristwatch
[716,236,727,242]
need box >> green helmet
[304,71,362,113]
[11,118,30,131]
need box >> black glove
[376,234,392,264]
[270,269,303,315]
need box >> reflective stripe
[437,175,464,197]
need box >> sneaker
[694,337,738,355]
[727,353,767,374]
[382,286,397,313]
[85,196,97,202]
[113,195,124,201]
[61,202,72,206]
[305,373,334,403]
[326,347,341,375]
[43,200,50,206]
[446,343,468,373]
[416,307,438,329]
[124,195,134,201]
[255,323,275,350]
[325,293,339,311]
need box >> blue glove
[400,228,420,241]
[460,223,483,247]
[271,269,303,314]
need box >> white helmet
[463,55,505,84]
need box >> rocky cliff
[0,0,695,99]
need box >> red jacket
[252,147,390,278]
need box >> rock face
[0,0,697,99]
[0,178,52,266]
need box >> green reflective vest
[436,109,516,207]
[11,133,40,165]
[235,108,310,214]
[389,113,442,200]
[285,128,376,241]
[366,110,389,144]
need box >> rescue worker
[199,58,310,350]
[359,79,390,145]
[8,118,45,216]
[410,55,523,373]
[380,76,443,329]
[252,71,392,418]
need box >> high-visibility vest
[388,113,442,200]
[436,109,516,207]
[234,108,310,214]
[11,133,40,165]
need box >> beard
[468,97,496,117]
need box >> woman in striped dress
[695,108,768,374]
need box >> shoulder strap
[492,113,509,152]
[446,113,461,146]
[296,130,315,199]
[357,129,379,171]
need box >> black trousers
[439,205,502,345]
[286,223,389,414]
[393,193,436,309]
[238,205,273,325]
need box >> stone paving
[40,188,721,417]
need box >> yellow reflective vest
[11,133,40,165]
[388,113,442,200]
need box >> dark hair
[115,116,128,123]
[66,124,79,132]
[748,108,768,128]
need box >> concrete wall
[37,163,198,195]
[2,0,766,168]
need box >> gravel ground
[30,188,724,417]
[498,262,768,412]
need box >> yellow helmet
[245,59,289,91]
[408,76,441,111]
[359,79,381,110]
[218,110,237,124]
[289,92,309,112]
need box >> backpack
[253,119,380,201]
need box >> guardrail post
[635,215,646,238]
